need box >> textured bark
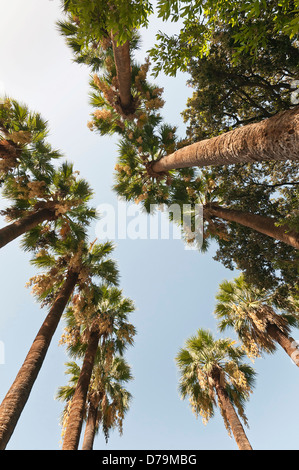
[111,34,134,115]
[204,203,299,249]
[82,401,98,450]
[62,325,100,450]
[152,105,299,172]
[267,324,299,367]
[0,271,78,450]
[212,369,252,450]
[0,207,56,249]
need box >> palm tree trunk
[267,324,299,367]
[62,325,100,450]
[214,378,252,450]
[0,207,56,249]
[0,271,78,450]
[152,105,299,172]
[82,401,98,450]
[111,34,133,115]
[204,203,299,249]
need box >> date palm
[214,274,299,364]
[0,161,95,249]
[176,328,256,450]
[60,284,135,450]
[0,233,119,450]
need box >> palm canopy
[56,350,133,445]
[214,274,299,359]
[113,118,180,207]
[97,354,133,442]
[60,284,136,358]
[176,328,256,434]
[58,0,153,117]
[89,57,165,132]
[1,160,96,244]
[58,0,173,167]
[58,0,152,52]
[0,97,60,185]
[27,233,119,309]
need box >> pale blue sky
[0,0,298,450]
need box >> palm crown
[214,274,299,359]
[57,281,135,449]
[176,328,256,435]
[61,284,136,358]
[57,351,133,446]
[2,160,95,237]
[0,98,60,185]
[27,234,119,308]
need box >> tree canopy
[150,0,299,76]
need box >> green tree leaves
[59,0,153,46]
[150,0,299,76]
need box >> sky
[0,0,298,451]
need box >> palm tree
[214,274,299,364]
[0,97,59,185]
[170,170,299,249]
[57,0,153,117]
[176,328,256,450]
[57,2,299,170]
[203,203,299,249]
[82,354,132,450]
[110,35,134,115]
[58,18,132,116]
[174,171,299,249]
[0,161,95,249]
[150,104,299,172]
[57,352,133,450]
[60,285,135,450]
[0,235,119,450]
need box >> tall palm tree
[203,203,299,249]
[214,274,299,364]
[150,104,299,172]
[0,235,119,450]
[57,352,132,450]
[60,285,135,450]
[0,161,95,249]
[82,354,132,450]
[57,0,152,117]
[57,2,299,170]
[176,328,256,450]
